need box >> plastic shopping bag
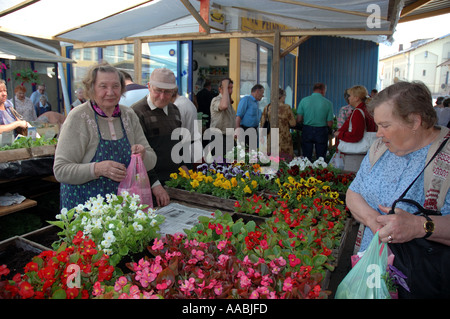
[329,151,344,170]
[335,232,390,299]
[118,153,153,210]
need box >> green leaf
[231,221,244,234]
[47,220,65,229]
[313,254,328,267]
[244,220,256,232]
[52,289,67,299]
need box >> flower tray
[0,236,48,279]
[22,224,59,250]
[29,145,56,158]
[164,186,236,212]
[0,148,31,163]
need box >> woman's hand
[377,205,424,244]
[152,184,170,207]
[131,144,146,159]
[16,120,28,128]
[94,160,127,182]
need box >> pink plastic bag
[118,153,153,210]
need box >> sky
[379,13,450,58]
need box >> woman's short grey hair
[367,81,437,129]
[82,62,125,101]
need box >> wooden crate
[22,225,59,250]
[0,148,31,163]
[29,145,56,158]
[0,236,48,277]
[165,186,237,212]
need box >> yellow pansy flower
[190,179,200,188]
[251,180,257,189]
[243,185,251,194]
[170,173,178,180]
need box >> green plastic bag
[335,232,391,299]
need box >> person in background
[54,62,157,210]
[209,77,235,162]
[436,96,450,127]
[71,87,86,109]
[0,79,27,135]
[119,70,148,107]
[297,82,334,161]
[34,95,51,117]
[132,68,187,207]
[334,85,377,171]
[236,84,264,131]
[260,88,296,160]
[370,88,378,97]
[196,79,214,128]
[13,85,37,122]
[171,89,203,165]
[30,84,47,106]
[346,81,450,298]
[336,89,353,129]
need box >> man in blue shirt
[236,84,264,130]
[30,84,48,106]
[297,83,333,161]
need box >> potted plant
[49,192,165,266]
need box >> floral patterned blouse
[336,104,354,129]
[349,143,450,251]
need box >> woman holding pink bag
[54,62,157,210]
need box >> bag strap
[9,106,23,121]
[390,137,449,215]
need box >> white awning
[0,35,75,63]
[0,0,401,44]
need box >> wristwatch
[420,214,434,239]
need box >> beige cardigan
[369,126,450,211]
[53,101,157,185]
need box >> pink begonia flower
[92,281,104,296]
[180,278,195,295]
[152,239,164,250]
[239,274,252,288]
[218,254,229,267]
[119,293,129,299]
[150,263,162,274]
[191,249,205,260]
[129,285,141,296]
[217,240,227,251]
[257,286,270,295]
[282,277,293,292]
[197,268,205,279]
[214,284,223,296]
[259,239,269,250]
[249,290,259,299]
[261,275,273,286]
[156,279,171,290]
[276,256,286,267]
[242,255,252,266]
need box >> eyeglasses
[152,87,174,96]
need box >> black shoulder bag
[389,138,450,299]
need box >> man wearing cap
[132,68,188,207]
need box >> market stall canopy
[0,35,74,63]
[1,0,448,46]
[0,0,407,45]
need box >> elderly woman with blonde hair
[0,80,28,135]
[53,62,157,210]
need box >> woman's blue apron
[60,114,131,209]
